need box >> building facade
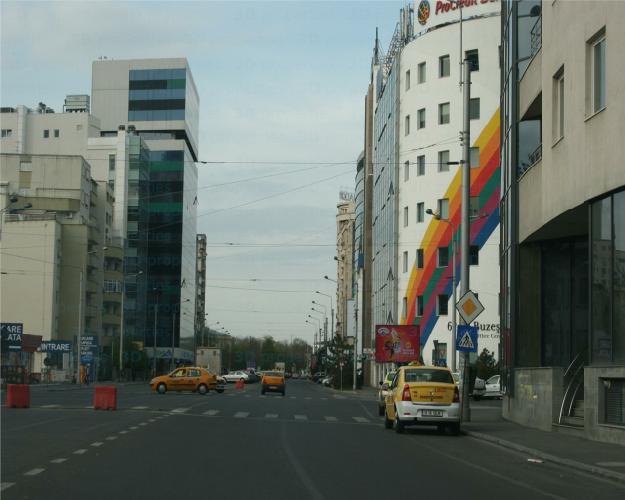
[91,58,200,359]
[196,234,207,349]
[501,0,625,444]
[335,200,355,337]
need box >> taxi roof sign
[455,290,485,324]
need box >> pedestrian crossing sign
[456,325,478,352]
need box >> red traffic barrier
[93,386,117,411]
[235,379,245,390]
[6,384,30,408]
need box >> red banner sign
[375,325,420,363]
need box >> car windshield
[404,369,454,384]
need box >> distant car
[284,372,292,379]
[321,375,333,386]
[292,372,300,379]
[312,372,325,383]
[261,371,286,396]
[473,375,502,400]
[245,369,260,383]
[377,370,397,416]
[383,365,460,435]
[222,371,250,383]
[150,367,223,395]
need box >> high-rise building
[501,0,625,444]
[336,199,355,337]
[195,234,207,348]
[91,59,200,361]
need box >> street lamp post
[315,290,334,360]
[152,289,159,377]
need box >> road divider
[93,386,117,411]
[6,384,30,408]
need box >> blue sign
[79,336,99,363]
[456,325,478,353]
[39,341,72,353]
[1,323,23,351]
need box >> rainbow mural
[401,110,501,348]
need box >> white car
[222,371,249,383]
[473,374,502,400]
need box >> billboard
[375,325,420,363]
[414,0,500,31]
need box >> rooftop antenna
[373,27,380,65]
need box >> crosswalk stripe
[132,406,149,410]
[105,436,117,441]
[1,483,15,492]
[324,416,338,422]
[73,449,88,455]
[234,412,249,418]
[289,396,297,399]
[265,413,278,419]
[353,416,369,423]
[50,458,67,464]
[203,410,219,416]
[170,408,189,413]
[24,468,45,476]
[321,397,328,401]
[304,397,312,400]
[294,414,308,421]
[91,442,103,447]
[41,404,60,408]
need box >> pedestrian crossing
[187,409,373,424]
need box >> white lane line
[131,406,149,410]
[105,436,117,441]
[294,415,308,421]
[84,405,94,409]
[324,416,338,422]
[148,419,156,422]
[234,412,249,418]
[50,458,67,464]
[265,413,278,419]
[119,430,128,434]
[170,408,189,414]
[353,416,369,423]
[91,442,104,447]
[24,468,45,476]
[1,483,15,492]
[73,449,88,455]
[139,422,148,426]
[41,404,61,408]
[130,426,139,430]
[203,410,219,416]
[333,395,346,400]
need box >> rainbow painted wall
[401,110,500,348]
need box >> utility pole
[77,270,83,386]
[353,284,358,391]
[171,310,176,371]
[460,58,472,422]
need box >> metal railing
[558,349,587,424]
[518,143,542,177]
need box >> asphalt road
[2,380,625,500]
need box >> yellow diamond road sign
[456,290,485,324]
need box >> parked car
[292,372,300,379]
[321,375,333,386]
[261,371,286,396]
[222,371,250,383]
[382,365,461,435]
[245,369,260,383]
[473,375,502,400]
[311,372,325,383]
[377,370,397,416]
[150,367,223,395]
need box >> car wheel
[157,383,167,394]
[378,405,385,417]
[383,409,393,429]
[394,410,405,434]
[448,422,461,436]
[198,384,208,395]
[216,389,224,394]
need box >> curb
[464,430,625,485]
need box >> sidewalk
[464,405,625,485]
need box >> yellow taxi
[383,365,460,435]
[261,371,286,396]
[150,367,224,395]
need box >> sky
[0,0,404,343]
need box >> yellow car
[150,367,223,395]
[261,371,286,396]
[383,365,460,435]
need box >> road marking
[353,416,369,423]
[50,458,67,464]
[24,468,45,476]
[129,426,138,430]
[324,416,338,422]
[170,408,189,414]
[84,405,94,409]
[265,413,278,419]
[227,393,236,397]
[132,406,149,410]
[73,449,88,455]
[119,430,128,434]
[1,483,15,492]
[91,442,104,447]
[304,397,312,400]
[294,414,308,421]
[148,419,156,422]
[139,422,148,426]
[203,410,220,416]
[234,412,249,418]
[105,436,117,441]
[289,396,297,399]
[596,461,625,467]
[333,395,346,400]
[244,395,251,398]
[41,404,60,408]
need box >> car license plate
[269,386,277,389]
[422,410,444,417]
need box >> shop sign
[39,341,72,353]
[1,323,23,351]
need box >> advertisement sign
[414,0,499,30]
[375,325,420,363]
[39,341,72,353]
[1,323,23,351]
[80,335,99,363]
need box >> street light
[323,275,337,283]
[315,290,334,359]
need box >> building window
[416,155,425,176]
[405,115,410,135]
[465,49,479,71]
[439,55,450,78]
[553,67,565,141]
[417,295,424,317]
[404,161,410,182]
[470,245,479,266]
[469,98,480,120]
[418,108,426,129]
[54,129,60,138]
[438,294,449,316]
[405,70,411,91]
[438,150,450,172]
[404,206,409,227]
[588,30,606,113]
[438,102,450,124]
[417,202,425,223]
[470,147,480,168]
[418,62,426,83]
[470,196,480,218]
[417,249,424,269]
[402,297,408,318]
[438,198,449,220]
[438,246,449,267]
[403,252,408,273]
[1,129,12,138]
[43,129,49,138]
[109,154,116,171]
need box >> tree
[476,348,498,380]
